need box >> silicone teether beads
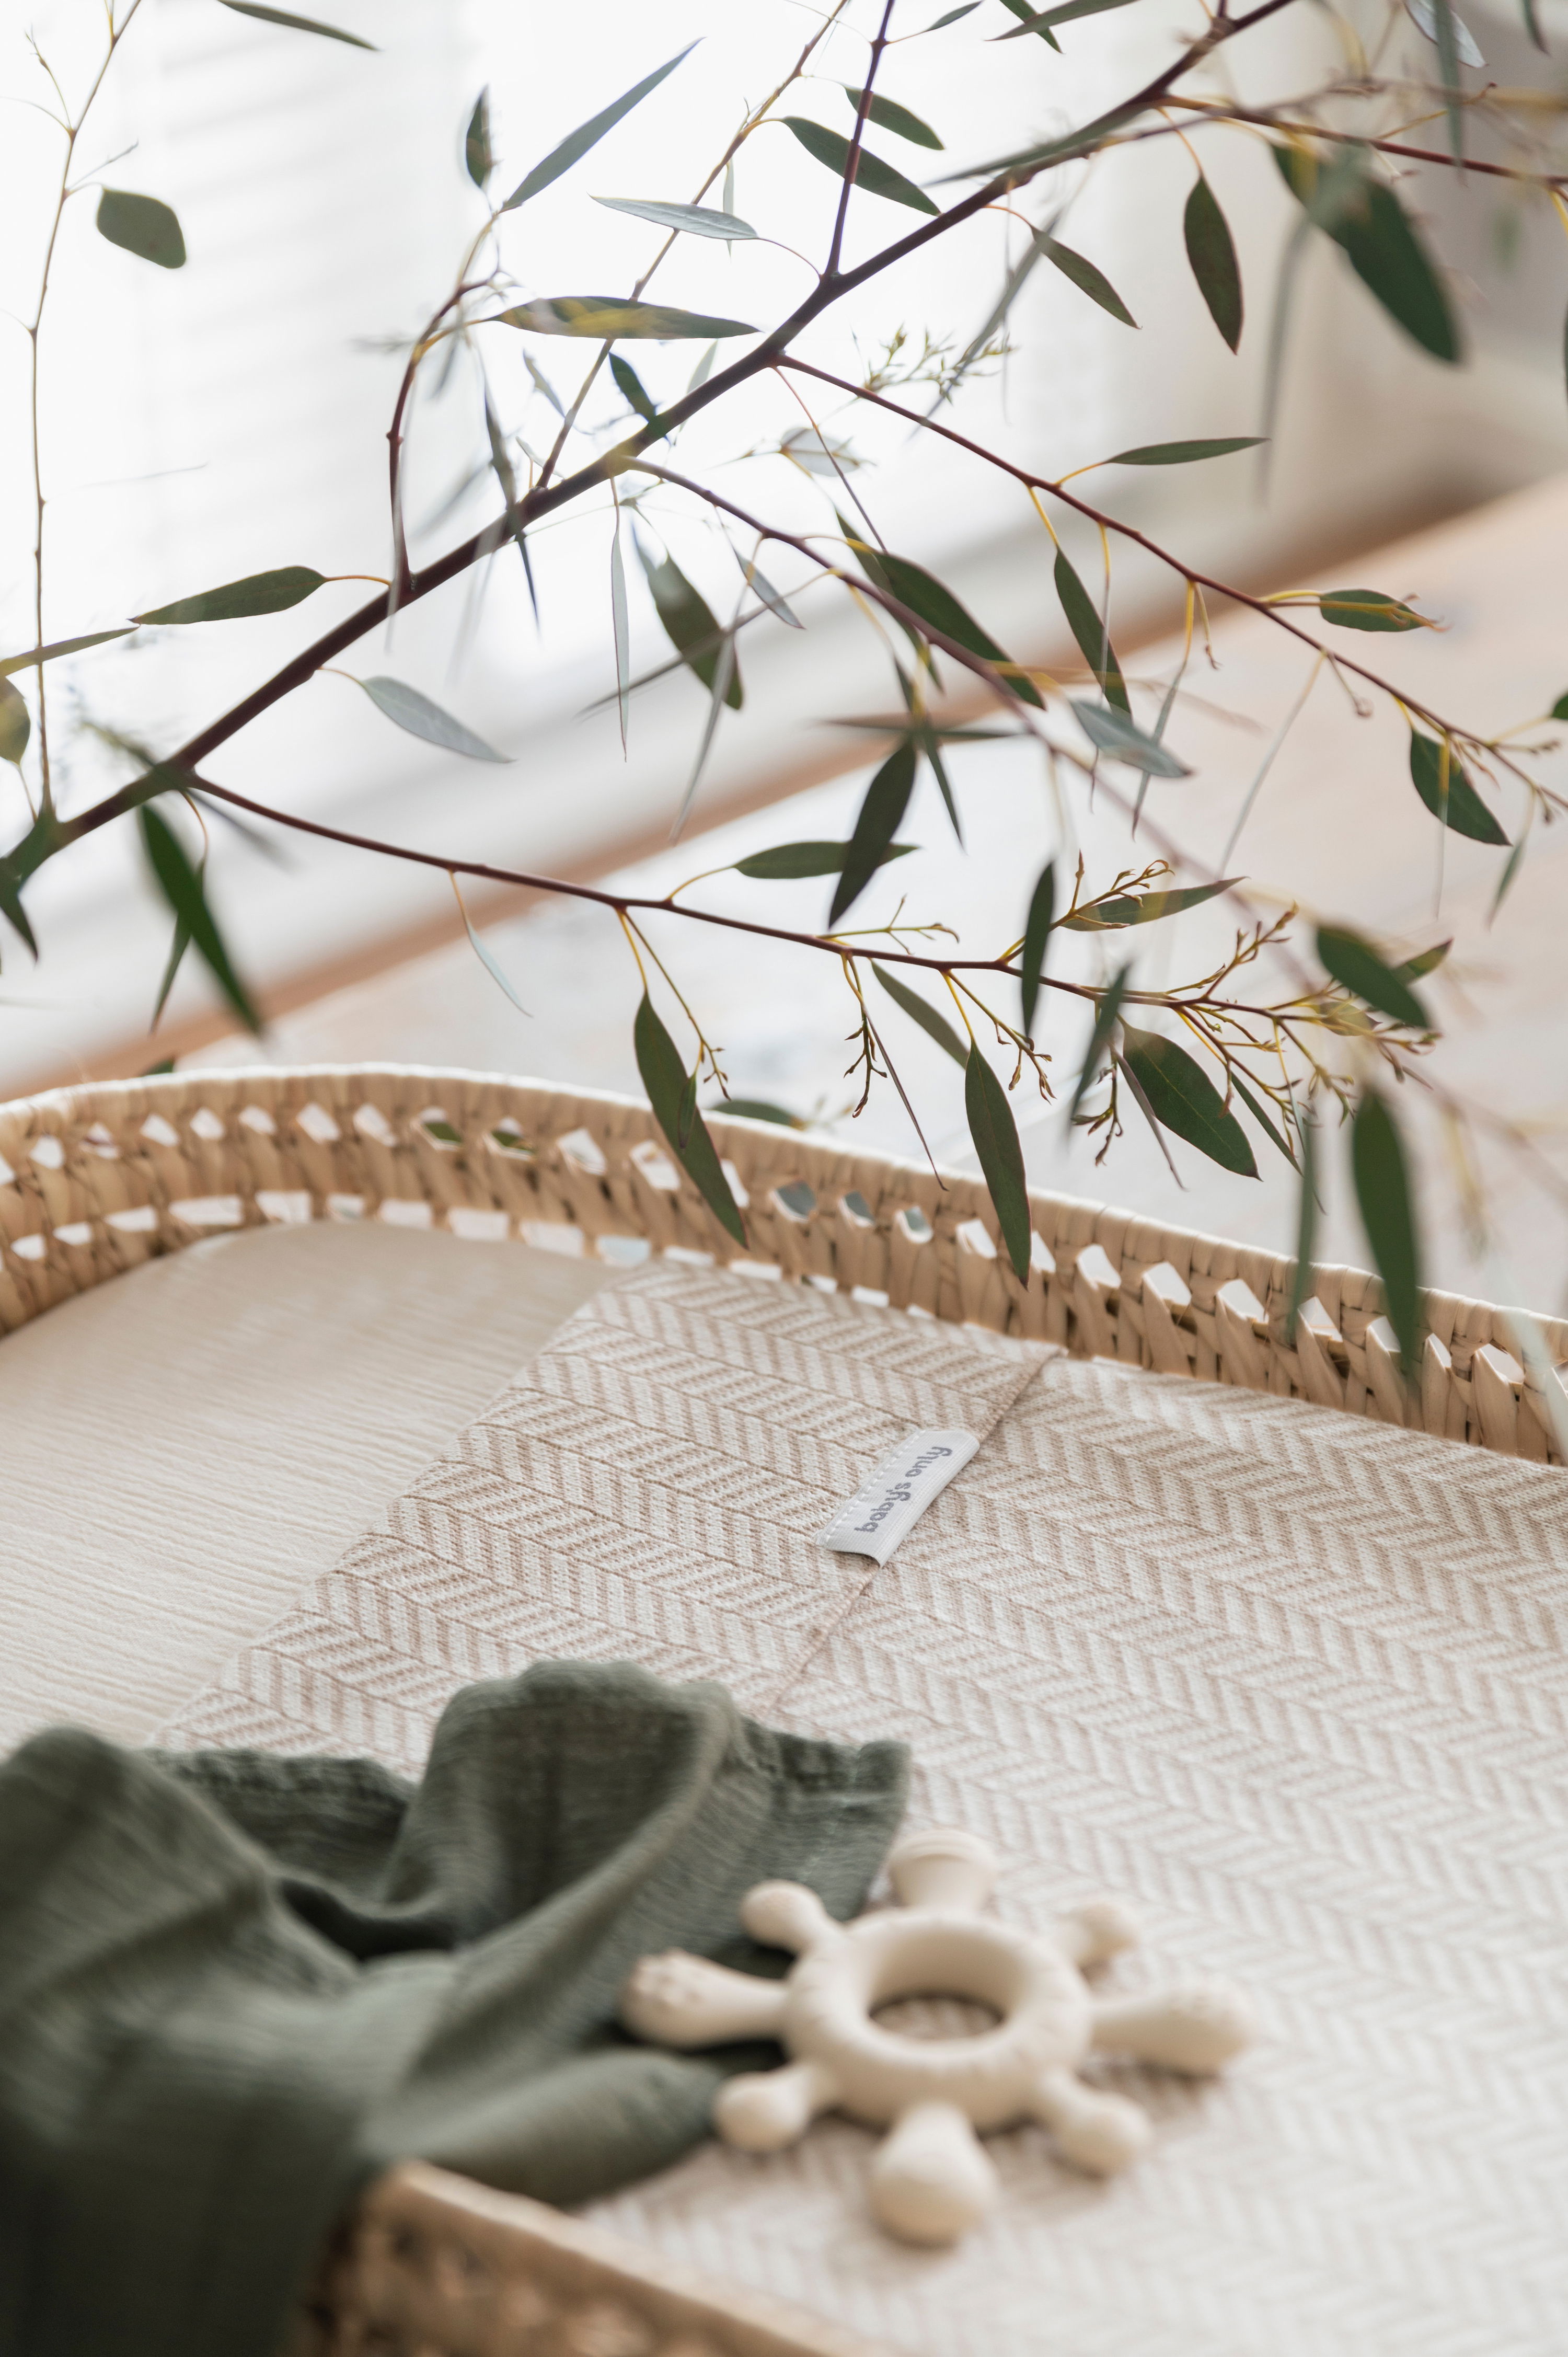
[620,1825,1256,2247]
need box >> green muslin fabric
[0,1660,907,2357]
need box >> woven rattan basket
[4,1059,1564,2357]
[2,1061,1562,1461]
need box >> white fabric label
[818,1428,980,1565]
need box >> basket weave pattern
[1,1062,1561,1463]
[0,1061,1556,1461]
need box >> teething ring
[621,1826,1256,2246]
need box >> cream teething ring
[621,1827,1255,2245]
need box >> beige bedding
[0,1221,608,1752]
[141,1254,1566,2357]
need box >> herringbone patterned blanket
[158,1260,1568,2357]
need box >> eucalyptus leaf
[1317,587,1427,631]
[1551,689,1568,721]
[1054,548,1128,713]
[1060,878,1238,928]
[353,676,510,762]
[874,964,969,1067]
[1317,924,1431,1029]
[1273,146,1460,363]
[217,0,375,42]
[780,427,862,475]
[1068,963,1132,1122]
[495,297,754,340]
[460,896,530,1012]
[0,681,30,767]
[1428,0,1468,166]
[637,544,743,709]
[873,551,1043,708]
[1070,700,1189,776]
[1351,1088,1423,1370]
[1020,860,1055,1039]
[997,0,1139,30]
[709,1098,804,1129]
[1288,1105,1318,1332]
[966,1043,1032,1281]
[0,628,135,677]
[927,2,981,22]
[609,352,659,423]
[137,804,261,1034]
[1404,0,1484,65]
[1229,1070,1298,1167]
[735,840,915,880]
[1395,937,1451,981]
[1040,235,1136,326]
[737,554,802,628]
[843,88,944,148]
[502,47,696,212]
[593,196,757,240]
[996,0,1061,43]
[1408,730,1508,844]
[465,89,492,188]
[633,991,747,1244]
[1106,438,1263,466]
[1184,174,1243,351]
[831,743,918,924]
[96,190,186,270]
[1119,1024,1258,1176]
[134,567,326,625]
[781,118,940,215]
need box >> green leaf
[1317,924,1431,1029]
[0,628,135,676]
[352,676,510,762]
[1351,1088,1422,1370]
[633,992,747,1245]
[465,89,492,188]
[1020,860,1055,1040]
[996,0,1061,42]
[997,0,1138,30]
[637,544,743,709]
[1184,175,1243,352]
[217,1,375,43]
[1317,587,1428,632]
[1522,0,1546,49]
[1119,1025,1258,1176]
[503,47,696,212]
[609,353,659,422]
[1272,146,1460,363]
[1288,1104,1318,1332]
[966,1042,1033,1283]
[734,838,915,880]
[1230,1070,1298,1168]
[1060,878,1237,928]
[843,87,943,148]
[1408,730,1508,844]
[928,3,981,23]
[873,964,968,1067]
[709,1098,804,1129]
[874,552,1043,707]
[736,554,802,629]
[96,189,186,270]
[134,566,326,625]
[831,743,919,924]
[781,118,939,215]
[1070,699,1190,776]
[1053,548,1128,713]
[1040,236,1136,327]
[138,804,261,1034]
[1406,0,1485,65]
[1106,438,1263,466]
[1068,963,1132,1122]
[593,196,757,240]
[1428,0,1467,171]
[1552,688,1568,721]
[0,681,30,767]
[457,891,528,1014]
[150,913,192,1029]
[1395,937,1451,981]
[495,297,754,340]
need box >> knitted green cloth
[0,1660,907,2357]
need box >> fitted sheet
[0,1221,609,1753]
[146,1255,1568,2357]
